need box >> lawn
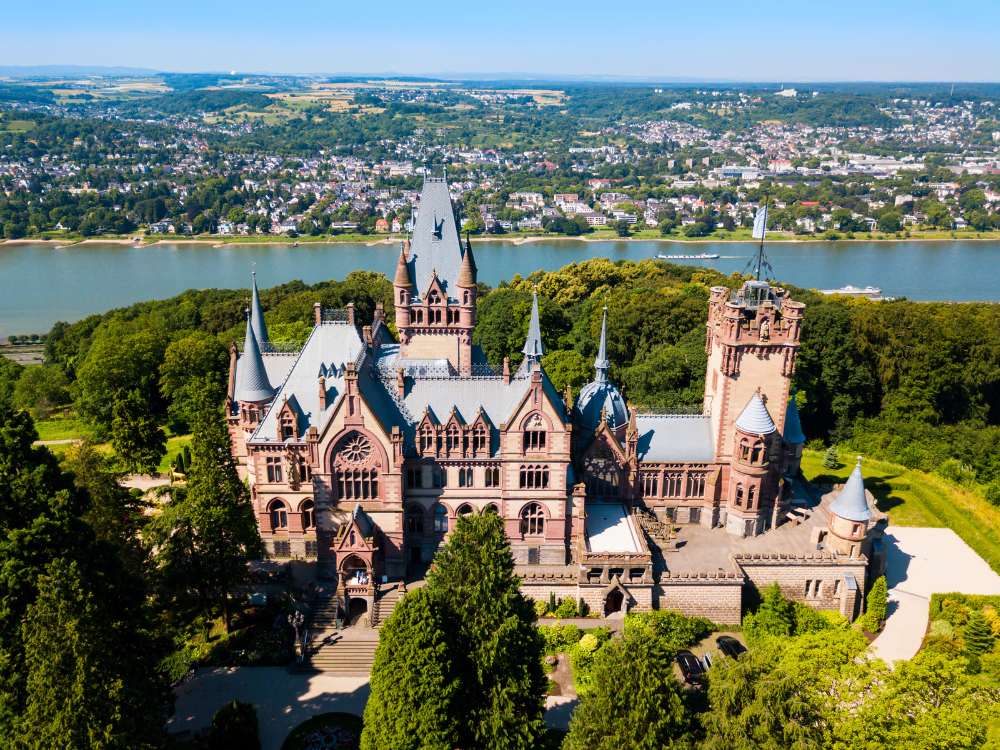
[34,414,91,442]
[159,431,193,474]
[801,449,1000,574]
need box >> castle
[227,176,885,625]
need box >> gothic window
[406,505,425,534]
[522,414,547,452]
[641,472,659,497]
[472,425,488,454]
[419,424,436,456]
[280,414,295,441]
[751,441,764,464]
[740,439,751,461]
[685,472,706,499]
[428,291,441,305]
[519,465,549,489]
[333,432,380,501]
[483,503,499,514]
[584,454,619,498]
[458,467,473,487]
[519,503,545,536]
[269,499,288,530]
[432,504,448,533]
[265,456,283,483]
[747,485,756,509]
[664,472,683,498]
[301,499,315,530]
[446,425,461,454]
[484,466,500,488]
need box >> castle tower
[393,177,476,373]
[704,280,804,462]
[782,389,807,478]
[233,309,275,429]
[726,392,777,537]
[827,457,872,558]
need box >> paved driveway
[870,527,1000,664]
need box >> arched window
[747,485,756,509]
[584,454,619,498]
[751,441,764,465]
[432,504,449,533]
[484,466,500,488]
[333,432,380,501]
[734,484,744,507]
[300,499,315,530]
[428,291,441,305]
[419,424,436,455]
[458,467,473,487]
[483,503,499,515]
[457,504,474,517]
[446,425,461,454]
[523,414,547,452]
[406,505,425,534]
[740,439,751,461]
[463,290,470,305]
[519,503,545,536]
[269,499,288,530]
[473,425,488,455]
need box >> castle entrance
[347,597,369,626]
[604,588,624,616]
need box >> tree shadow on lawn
[809,472,907,515]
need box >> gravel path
[870,526,1000,664]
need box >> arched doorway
[347,597,368,626]
[604,588,624,617]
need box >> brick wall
[655,576,744,624]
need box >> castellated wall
[655,574,744,624]
[736,554,868,620]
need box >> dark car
[716,635,747,659]
[675,649,706,685]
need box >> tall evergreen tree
[111,388,166,475]
[149,380,260,629]
[424,513,547,750]
[15,558,165,749]
[361,587,461,750]
[963,610,994,655]
[563,630,692,750]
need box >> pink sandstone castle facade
[227,177,885,625]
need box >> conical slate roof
[234,315,275,403]
[393,242,412,288]
[250,271,269,347]
[829,457,872,522]
[522,292,544,360]
[457,237,477,287]
[734,393,776,434]
[783,391,806,444]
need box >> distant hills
[0,65,160,78]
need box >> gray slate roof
[734,393,776,435]
[233,318,275,403]
[783,393,806,444]
[522,292,544,359]
[829,457,872,522]
[250,271,269,346]
[250,321,365,442]
[407,178,463,299]
[635,414,716,462]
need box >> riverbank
[5,229,1000,248]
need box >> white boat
[656,252,720,260]
[819,285,883,299]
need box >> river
[1,238,998,337]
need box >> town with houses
[2,78,1000,239]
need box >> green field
[34,414,92,442]
[801,449,1000,573]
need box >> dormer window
[428,291,441,305]
[523,414,547,452]
[280,415,295,441]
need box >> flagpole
[756,198,768,281]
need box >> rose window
[342,435,372,464]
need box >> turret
[234,310,275,418]
[393,239,412,331]
[521,291,544,368]
[827,457,872,558]
[250,270,269,349]
[725,392,776,537]
[457,234,477,328]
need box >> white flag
[752,205,768,239]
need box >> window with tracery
[685,472,706,499]
[641,472,659,497]
[472,425,488,454]
[584,453,619,498]
[664,472,683,497]
[333,432,380,501]
[484,466,500,488]
[519,503,545,536]
[522,414,547,452]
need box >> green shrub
[865,576,888,631]
[540,623,583,655]
[964,611,995,655]
[623,609,714,651]
[929,619,954,638]
[822,445,840,469]
[554,597,578,619]
[985,480,1000,507]
[534,599,550,618]
[568,628,613,696]
[936,458,977,486]
[204,700,260,750]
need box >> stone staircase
[305,637,379,674]
[309,592,342,631]
[371,583,405,627]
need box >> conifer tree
[563,630,691,750]
[424,513,547,750]
[963,610,994,655]
[149,379,260,629]
[361,587,461,750]
[743,583,796,643]
[822,445,840,470]
[865,576,888,631]
[111,388,166,475]
[16,558,165,749]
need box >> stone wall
[656,574,744,624]
[735,553,869,620]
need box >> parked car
[716,635,747,659]
[675,649,706,684]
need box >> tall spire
[522,291,544,363]
[234,310,275,403]
[458,234,477,287]
[594,306,610,383]
[250,270,269,348]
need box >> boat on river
[656,252,720,260]
[819,284,883,299]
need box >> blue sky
[3,0,998,81]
